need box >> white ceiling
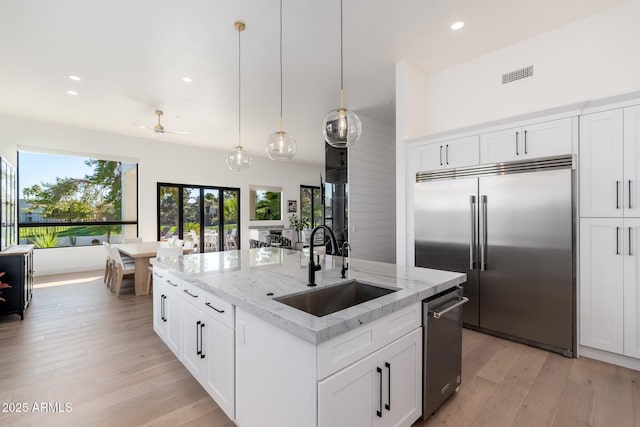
[0,0,628,164]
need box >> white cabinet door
[418,143,446,172]
[579,218,624,353]
[373,328,422,427]
[318,328,421,427]
[181,302,206,379]
[624,218,640,358]
[417,136,479,173]
[445,136,479,169]
[480,127,520,164]
[580,109,624,218]
[624,105,640,218]
[153,281,168,340]
[521,118,572,159]
[318,352,379,427]
[481,119,572,164]
[165,291,182,357]
[203,313,235,420]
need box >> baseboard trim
[579,345,640,371]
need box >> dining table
[112,241,195,296]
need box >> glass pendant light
[226,21,253,171]
[322,0,362,148]
[266,0,297,161]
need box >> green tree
[22,160,124,242]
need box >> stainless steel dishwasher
[423,286,468,419]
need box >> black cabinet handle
[445,144,449,165]
[617,181,620,209]
[161,295,166,321]
[205,302,225,313]
[200,323,206,359]
[376,367,383,418]
[439,145,443,166]
[630,180,633,209]
[184,289,198,298]
[167,279,178,287]
[515,131,519,156]
[524,130,528,154]
[196,321,202,355]
[385,362,391,411]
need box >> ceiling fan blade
[133,123,152,130]
[165,130,191,135]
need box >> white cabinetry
[418,136,479,172]
[152,271,182,357]
[235,303,423,427]
[153,269,235,420]
[579,104,640,363]
[480,118,572,164]
[318,328,421,427]
[579,218,624,353]
[180,282,235,419]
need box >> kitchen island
[151,248,465,427]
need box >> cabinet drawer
[318,321,381,380]
[181,281,205,307]
[380,303,421,347]
[202,293,234,329]
[153,269,183,293]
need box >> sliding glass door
[158,183,240,252]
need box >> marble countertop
[151,248,466,344]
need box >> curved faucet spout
[308,225,339,286]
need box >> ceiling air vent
[502,65,533,85]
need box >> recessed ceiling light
[182,77,192,83]
[66,90,78,95]
[68,75,81,81]
[451,21,465,31]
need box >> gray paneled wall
[349,116,396,263]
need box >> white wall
[349,115,395,263]
[0,113,322,275]
[410,0,640,137]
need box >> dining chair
[146,245,184,294]
[110,246,136,297]
[184,240,195,249]
[173,238,184,247]
[103,242,114,288]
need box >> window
[250,186,282,221]
[158,183,240,252]
[300,185,322,228]
[18,151,138,248]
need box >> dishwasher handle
[430,297,469,319]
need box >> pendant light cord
[340,0,344,93]
[279,0,284,130]
[238,25,242,147]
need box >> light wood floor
[0,272,638,427]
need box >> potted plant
[288,214,310,249]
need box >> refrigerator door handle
[470,196,477,270]
[480,195,488,271]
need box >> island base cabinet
[181,302,206,379]
[153,280,181,358]
[202,312,235,419]
[318,328,422,427]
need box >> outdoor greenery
[19,158,134,247]
[29,228,59,248]
[254,190,281,220]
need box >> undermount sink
[274,280,398,317]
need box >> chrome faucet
[340,241,351,278]
[307,225,339,287]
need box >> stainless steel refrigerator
[415,156,575,356]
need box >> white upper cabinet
[624,105,640,217]
[579,108,640,218]
[417,135,479,172]
[480,118,572,164]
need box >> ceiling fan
[136,110,191,135]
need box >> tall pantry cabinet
[580,105,640,359]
